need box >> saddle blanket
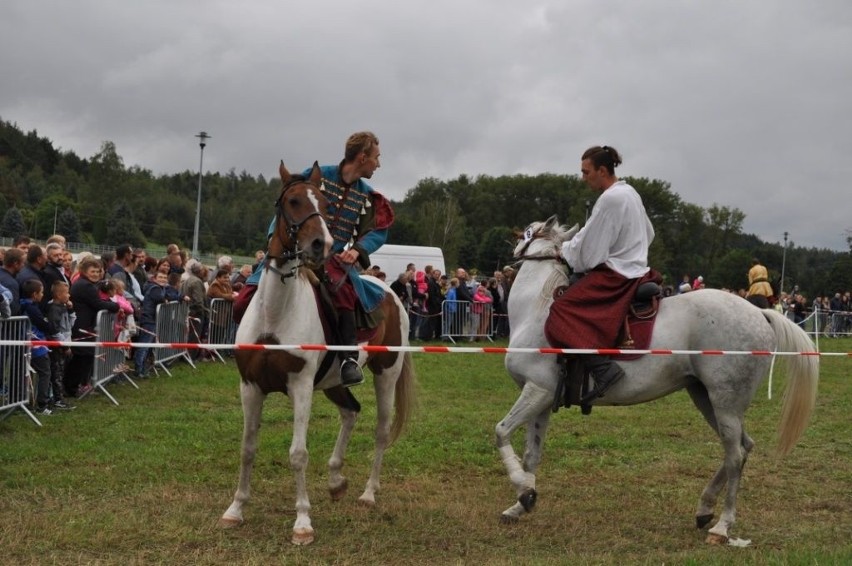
[614,315,657,361]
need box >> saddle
[552,281,662,414]
[617,281,662,353]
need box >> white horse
[496,216,819,544]
[218,162,416,545]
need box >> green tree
[711,248,753,291]
[153,220,183,250]
[477,226,515,274]
[415,198,463,250]
[21,166,52,207]
[704,204,745,271]
[32,195,78,239]
[1,206,26,238]
[667,202,707,283]
[826,254,852,294]
[57,208,82,242]
[81,141,126,233]
[388,217,417,246]
[51,160,88,202]
[106,200,145,247]
[0,163,24,207]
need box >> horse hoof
[500,513,519,525]
[217,515,242,529]
[696,514,714,529]
[357,495,377,507]
[705,533,728,545]
[291,528,315,546]
[518,488,537,513]
[330,480,348,501]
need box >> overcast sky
[2,1,850,250]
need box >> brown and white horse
[218,161,416,545]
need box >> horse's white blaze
[305,189,333,254]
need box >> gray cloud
[2,0,850,249]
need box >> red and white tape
[3,340,849,357]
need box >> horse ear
[279,160,292,183]
[308,161,322,186]
[564,223,580,241]
[544,215,559,229]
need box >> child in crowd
[445,278,459,336]
[165,272,183,302]
[108,277,137,345]
[97,281,121,339]
[134,271,169,378]
[46,281,76,411]
[20,279,66,415]
[472,281,494,338]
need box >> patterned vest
[321,178,370,253]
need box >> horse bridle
[266,178,325,280]
[511,228,567,270]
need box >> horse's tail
[389,351,417,446]
[762,309,820,456]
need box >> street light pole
[192,131,211,259]
[780,231,789,296]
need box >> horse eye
[288,197,300,207]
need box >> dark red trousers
[545,265,661,349]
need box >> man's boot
[337,310,364,387]
[580,355,625,404]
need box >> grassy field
[1,339,850,565]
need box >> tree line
[1,118,850,296]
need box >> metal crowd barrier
[82,310,136,406]
[153,301,195,376]
[441,300,494,344]
[208,298,237,363]
[828,311,851,337]
[0,317,40,426]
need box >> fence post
[0,316,41,426]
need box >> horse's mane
[548,222,576,245]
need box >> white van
[368,244,445,279]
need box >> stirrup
[340,357,364,388]
[579,369,624,404]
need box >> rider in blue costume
[242,132,394,387]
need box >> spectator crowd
[2,233,849,419]
[0,234,256,417]
[384,263,515,342]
